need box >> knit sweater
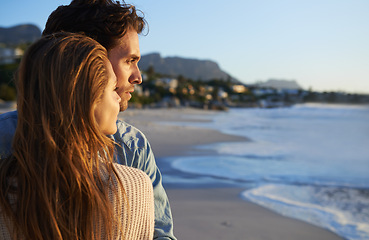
[108,164,155,239]
[0,164,155,239]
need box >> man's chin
[119,103,127,112]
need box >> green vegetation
[0,42,32,101]
[0,62,18,101]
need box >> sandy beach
[119,108,343,240]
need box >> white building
[0,47,24,64]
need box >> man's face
[108,29,142,112]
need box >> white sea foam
[242,184,369,240]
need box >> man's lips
[117,87,134,99]
[125,89,134,99]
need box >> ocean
[159,103,369,240]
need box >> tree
[146,65,155,79]
[0,84,16,101]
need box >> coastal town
[129,70,369,110]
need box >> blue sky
[1,0,368,93]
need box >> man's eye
[114,87,119,91]
[127,58,138,64]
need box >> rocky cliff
[139,53,238,82]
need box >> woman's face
[94,61,121,135]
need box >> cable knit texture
[0,164,155,239]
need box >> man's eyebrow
[129,54,140,60]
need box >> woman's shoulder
[113,164,151,182]
[112,164,153,195]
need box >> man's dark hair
[43,0,147,50]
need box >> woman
[0,32,154,239]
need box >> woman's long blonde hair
[0,32,125,239]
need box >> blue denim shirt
[0,110,176,240]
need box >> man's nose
[129,66,142,84]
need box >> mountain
[256,79,302,90]
[139,53,239,82]
[0,24,41,45]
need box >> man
[0,0,176,239]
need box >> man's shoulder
[0,110,18,134]
[113,119,149,150]
[0,110,18,122]
[0,111,18,158]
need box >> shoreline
[119,108,343,240]
[119,108,249,158]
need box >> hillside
[0,24,41,45]
[139,53,239,82]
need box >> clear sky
[1,0,368,94]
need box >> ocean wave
[242,184,369,240]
